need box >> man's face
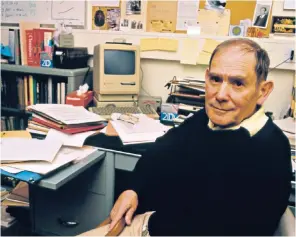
[205,46,261,128]
[260,8,266,15]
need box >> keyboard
[89,104,159,120]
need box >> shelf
[1,64,91,77]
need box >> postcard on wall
[92,6,121,30]
[271,16,295,35]
[252,1,272,29]
[130,19,144,31]
[126,0,141,15]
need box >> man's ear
[257,80,274,106]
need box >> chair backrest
[274,207,295,236]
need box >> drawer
[33,188,107,236]
[115,153,140,171]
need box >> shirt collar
[208,107,268,137]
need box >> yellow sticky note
[203,39,220,54]
[180,38,199,65]
[158,38,178,52]
[140,38,159,51]
[197,51,211,65]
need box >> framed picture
[252,3,272,29]
[271,16,295,35]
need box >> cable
[140,65,151,96]
[82,65,91,85]
[269,57,291,72]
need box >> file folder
[1,169,43,184]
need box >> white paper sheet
[46,129,99,147]
[1,146,97,175]
[110,114,171,145]
[176,0,199,31]
[0,138,62,163]
[0,166,23,174]
[89,0,120,7]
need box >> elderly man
[81,38,292,236]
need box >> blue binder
[1,169,44,184]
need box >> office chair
[97,207,295,236]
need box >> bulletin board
[198,0,272,36]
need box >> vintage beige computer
[91,43,159,119]
[93,43,140,102]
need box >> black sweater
[129,109,292,236]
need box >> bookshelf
[1,64,91,93]
[1,64,92,131]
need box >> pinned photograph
[205,0,227,11]
[106,8,121,31]
[120,18,130,31]
[92,6,120,30]
[126,0,141,15]
[252,3,271,28]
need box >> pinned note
[180,38,199,65]
[203,39,220,54]
[158,38,178,52]
[197,51,211,65]
[140,38,178,52]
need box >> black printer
[53,47,90,69]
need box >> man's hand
[109,190,138,230]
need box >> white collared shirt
[208,107,269,137]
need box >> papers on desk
[46,129,99,147]
[110,113,171,145]
[28,104,106,125]
[0,138,62,164]
[1,146,97,175]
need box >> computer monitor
[93,43,140,102]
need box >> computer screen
[104,50,135,75]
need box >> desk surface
[37,150,105,190]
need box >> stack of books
[26,104,107,136]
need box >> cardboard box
[66,91,93,107]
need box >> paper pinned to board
[140,38,178,52]
[197,51,211,65]
[203,39,220,53]
[158,38,178,52]
[140,38,159,51]
[197,9,230,36]
[180,38,199,65]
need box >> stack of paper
[26,104,107,136]
[1,146,98,175]
[2,182,29,207]
[1,138,63,164]
[110,113,171,145]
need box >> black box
[53,47,90,69]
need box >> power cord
[140,65,151,96]
[269,57,291,72]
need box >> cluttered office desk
[0,128,151,236]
